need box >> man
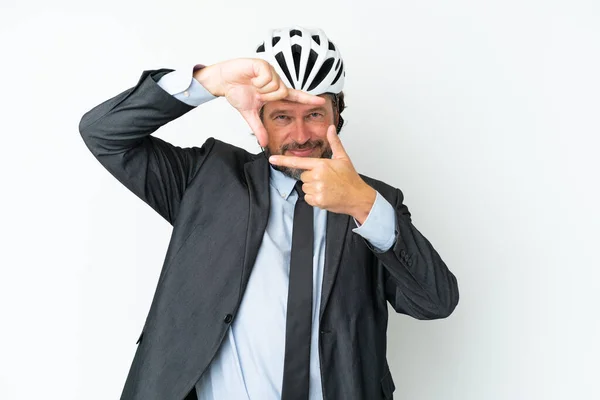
[80,26,459,400]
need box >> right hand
[193,58,325,147]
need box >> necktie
[281,181,314,400]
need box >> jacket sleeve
[79,69,215,225]
[368,186,460,320]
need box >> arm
[268,128,459,319]
[80,60,326,224]
[367,184,459,320]
[350,180,459,320]
[79,69,216,224]
[351,191,397,252]
[79,59,324,224]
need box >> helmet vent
[290,29,302,37]
[302,49,318,89]
[292,44,302,80]
[328,41,336,51]
[272,36,281,46]
[275,52,295,89]
[331,61,344,86]
[308,57,334,91]
[257,43,265,53]
[311,35,320,45]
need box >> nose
[289,120,311,144]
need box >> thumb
[327,125,348,159]
[241,109,268,147]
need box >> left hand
[269,125,377,224]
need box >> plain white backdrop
[1,0,599,399]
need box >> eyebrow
[268,106,328,119]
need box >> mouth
[287,148,315,157]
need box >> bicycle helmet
[255,26,345,95]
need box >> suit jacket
[79,69,459,400]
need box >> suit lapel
[241,155,271,293]
[241,155,350,322]
[319,210,350,322]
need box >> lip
[287,148,314,157]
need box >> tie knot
[294,181,305,200]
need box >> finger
[327,124,348,159]
[304,193,318,208]
[256,65,282,93]
[241,109,268,147]
[269,155,322,170]
[285,89,326,105]
[250,60,274,88]
[301,182,319,195]
[299,169,316,183]
[259,85,289,103]
[256,79,281,94]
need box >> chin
[271,164,304,180]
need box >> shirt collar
[269,166,298,200]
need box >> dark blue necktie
[281,181,314,400]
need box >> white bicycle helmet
[255,26,345,95]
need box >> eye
[274,115,290,121]
[309,112,324,119]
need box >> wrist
[193,64,223,97]
[351,184,377,225]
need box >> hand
[269,126,377,223]
[193,59,325,147]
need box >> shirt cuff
[352,191,397,252]
[156,64,217,107]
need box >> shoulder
[204,137,259,163]
[359,173,405,206]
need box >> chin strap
[336,115,344,134]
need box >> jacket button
[223,314,233,323]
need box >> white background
[1,0,599,399]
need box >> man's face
[262,95,337,180]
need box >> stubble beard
[265,140,333,181]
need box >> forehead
[263,95,333,114]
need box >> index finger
[327,125,348,159]
[268,155,322,170]
[240,109,268,147]
[285,89,327,105]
